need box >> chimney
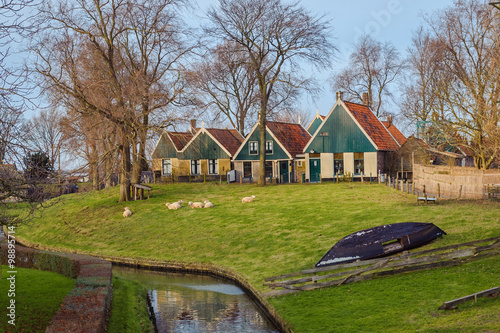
[190,119,196,133]
[336,91,344,101]
[362,93,371,107]
[387,115,392,124]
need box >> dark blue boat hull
[315,222,446,267]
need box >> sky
[192,0,452,124]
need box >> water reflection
[113,265,279,333]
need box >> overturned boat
[315,222,446,268]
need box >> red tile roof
[382,121,407,146]
[344,101,400,151]
[206,128,244,156]
[167,132,193,150]
[266,121,311,158]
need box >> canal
[112,265,280,333]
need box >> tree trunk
[258,110,266,186]
[119,127,131,202]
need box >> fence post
[437,183,440,198]
[240,174,242,184]
[458,185,462,199]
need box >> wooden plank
[439,287,500,310]
[264,236,500,283]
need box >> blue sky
[192,0,452,121]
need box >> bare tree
[33,0,191,200]
[187,41,259,136]
[206,0,334,185]
[420,0,500,169]
[331,35,405,117]
[24,108,65,174]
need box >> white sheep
[123,207,132,218]
[188,201,204,208]
[241,195,256,203]
[204,200,214,208]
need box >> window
[249,141,258,155]
[243,162,252,178]
[162,159,171,176]
[208,159,218,175]
[354,152,364,175]
[265,161,273,177]
[297,161,302,167]
[191,160,201,175]
[265,141,273,155]
[334,153,344,175]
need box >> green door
[309,159,321,183]
[280,161,289,183]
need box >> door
[309,159,321,183]
[280,161,289,183]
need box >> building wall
[321,153,334,179]
[306,104,377,154]
[344,152,354,175]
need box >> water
[112,265,280,333]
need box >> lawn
[0,265,75,333]
[15,182,500,332]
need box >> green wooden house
[303,92,403,182]
[152,122,243,182]
[306,110,325,135]
[232,121,311,183]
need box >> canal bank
[107,256,290,333]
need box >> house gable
[307,111,325,135]
[233,125,290,161]
[305,103,378,153]
[152,131,185,159]
[180,130,233,160]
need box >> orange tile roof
[167,132,193,151]
[266,121,311,158]
[382,121,407,146]
[344,101,400,151]
[206,128,244,156]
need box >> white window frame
[265,141,273,155]
[249,141,258,155]
[208,159,218,175]
[162,159,172,176]
[191,159,201,175]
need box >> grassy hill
[16,182,500,332]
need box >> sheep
[123,207,132,218]
[241,195,256,203]
[188,201,204,208]
[166,200,183,210]
[203,200,214,208]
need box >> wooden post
[458,185,463,199]
[204,174,206,183]
[220,174,222,185]
[423,184,426,197]
[336,173,339,183]
[437,183,440,198]
[361,173,364,183]
[319,173,322,183]
[370,173,372,183]
[240,174,242,184]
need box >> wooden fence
[413,164,500,199]
[262,237,500,298]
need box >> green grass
[108,276,154,333]
[0,265,75,333]
[15,182,500,332]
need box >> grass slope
[16,182,500,332]
[108,276,154,333]
[0,266,75,333]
